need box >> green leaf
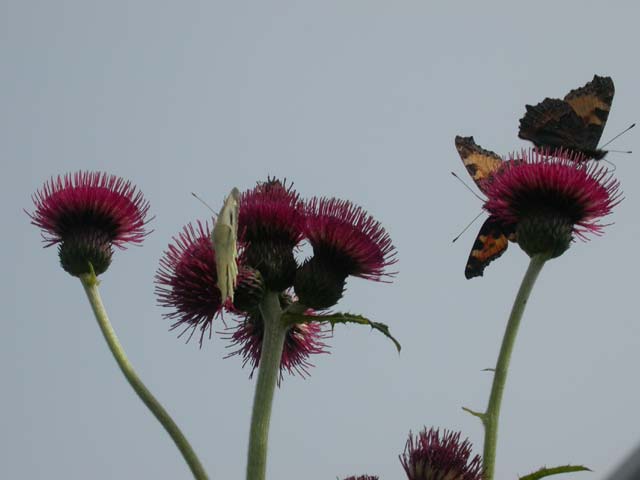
[282,312,401,352]
[461,406,485,421]
[519,465,591,480]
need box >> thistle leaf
[283,311,401,352]
[519,465,591,480]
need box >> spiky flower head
[156,220,271,346]
[155,221,223,345]
[224,313,329,380]
[400,428,482,480]
[294,197,396,309]
[239,178,304,290]
[484,149,621,258]
[28,171,151,276]
[239,178,304,245]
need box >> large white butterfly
[211,188,240,302]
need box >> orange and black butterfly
[518,75,615,160]
[455,136,516,279]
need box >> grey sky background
[3,1,640,479]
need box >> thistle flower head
[155,221,223,345]
[484,149,621,258]
[239,178,304,290]
[400,428,482,480]
[239,177,304,246]
[28,171,151,276]
[294,197,396,308]
[302,197,397,280]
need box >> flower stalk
[481,254,548,480]
[246,291,288,480]
[79,271,208,480]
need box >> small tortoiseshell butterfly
[455,135,516,279]
[518,75,615,160]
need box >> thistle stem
[482,254,548,480]
[246,292,287,480]
[79,273,209,480]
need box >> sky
[3,1,640,479]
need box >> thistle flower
[295,197,396,309]
[484,149,621,258]
[400,428,482,480]
[239,178,305,290]
[240,178,304,245]
[224,314,329,380]
[28,171,151,276]
[155,221,223,345]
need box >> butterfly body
[518,75,614,160]
[455,136,516,279]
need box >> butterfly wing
[518,75,614,158]
[212,187,241,302]
[563,74,614,149]
[454,136,504,194]
[465,216,516,279]
[518,98,588,149]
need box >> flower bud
[58,229,113,276]
[244,241,298,291]
[294,257,347,309]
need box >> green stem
[246,292,287,480]
[482,254,548,480]
[79,274,209,480]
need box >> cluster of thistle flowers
[28,174,399,377]
[27,172,488,479]
[155,178,400,377]
[27,144,622,479]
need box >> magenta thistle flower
[303,197,396,280]
[483,149,621,258]
[224,314,329,380]
[239,178,305,290]
[155,221,223,345]
[239,177,304,246]
[28,171,151,276]
[400,428,482,480]
[294,197,396,309]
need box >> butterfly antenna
[602,158,617,172]
[452,210,484,243]
[600,123,635,148]
[451,172,484,201]
[191,192,218,216]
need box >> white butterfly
[211,187,240,303]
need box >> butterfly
[518,75,615,160]
[212,187,241,302]
[455,135,516,279]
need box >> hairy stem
[482,255,548,480]
[80,274,208,480]
[246,292,287,480]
